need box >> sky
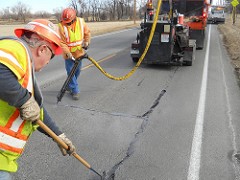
[0,0,224,14]
[0,0,70,13]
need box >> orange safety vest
[0,37,42,172]
[59,17,84,52]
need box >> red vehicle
[173,0,212,49]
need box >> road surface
[12,25,240,180]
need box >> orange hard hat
[61,8,76,24]
[14,19,62,55]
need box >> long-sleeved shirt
[0,63,62,137]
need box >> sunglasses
[66,18,76,26]
[46,45,55,60]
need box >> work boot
[72,93,80,100]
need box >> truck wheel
[132,58,139,62]
[185,60,192,66]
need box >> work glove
[83,42,89,50]
[66,53,75,61]
[66,53,75,60]
[19,95,40,122]
[58,133,76,156]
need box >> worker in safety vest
[58,8,91,100]
[0,19,76,180]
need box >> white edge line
[187,25,211,180]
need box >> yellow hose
[87,0,162,81]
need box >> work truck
[173,0,211,49]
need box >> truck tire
[132,57,139,62]
[185,60,192,66]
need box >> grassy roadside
[218,15,240,79]
[218,14,240,85]
[0,21,141,36]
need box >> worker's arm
[0,63,62,136]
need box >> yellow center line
[81,54,116,70]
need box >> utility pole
[134,0,136,24]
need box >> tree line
[0,0,144,23]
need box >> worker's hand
[58,133,76,156]
[83,42,89,50]
[66,53,73,59]
[19,95,40,122]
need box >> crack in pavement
[58,67,178,180]
[101,89,166,180]
[101,67,179,179]
[57,104,142,120]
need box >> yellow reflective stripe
[9,115,24,132]
[0,132,26,149]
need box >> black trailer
[131,18,196,66]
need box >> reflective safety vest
[0,37,42,172]
[59,17,84,52]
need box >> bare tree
[1,7,12,21]
[70,0,79,14]
[0,0,138,22]
[11,2,30,22]
[78,0,87,17]
[53,7,64,22]
[90,0,101,21]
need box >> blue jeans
[65,58,82,94]
[0,171,11,180]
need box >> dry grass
[218,15,240,69]
[0,21,140,36]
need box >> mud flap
[183,39,196,66]
[189,29,205,49]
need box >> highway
[13,24,240,180]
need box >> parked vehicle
[208,5,225,24]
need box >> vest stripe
[67,40,83,47]
[0,132,26,149]
[0,126,28,140]
[10,116,24,132]
[61,17,85,52]
[63,26,69,42]
[5,110,20,129]
[0,57,24,80]
[0,39,33,156]
[0,50,23,71]
[0,142,22,154]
